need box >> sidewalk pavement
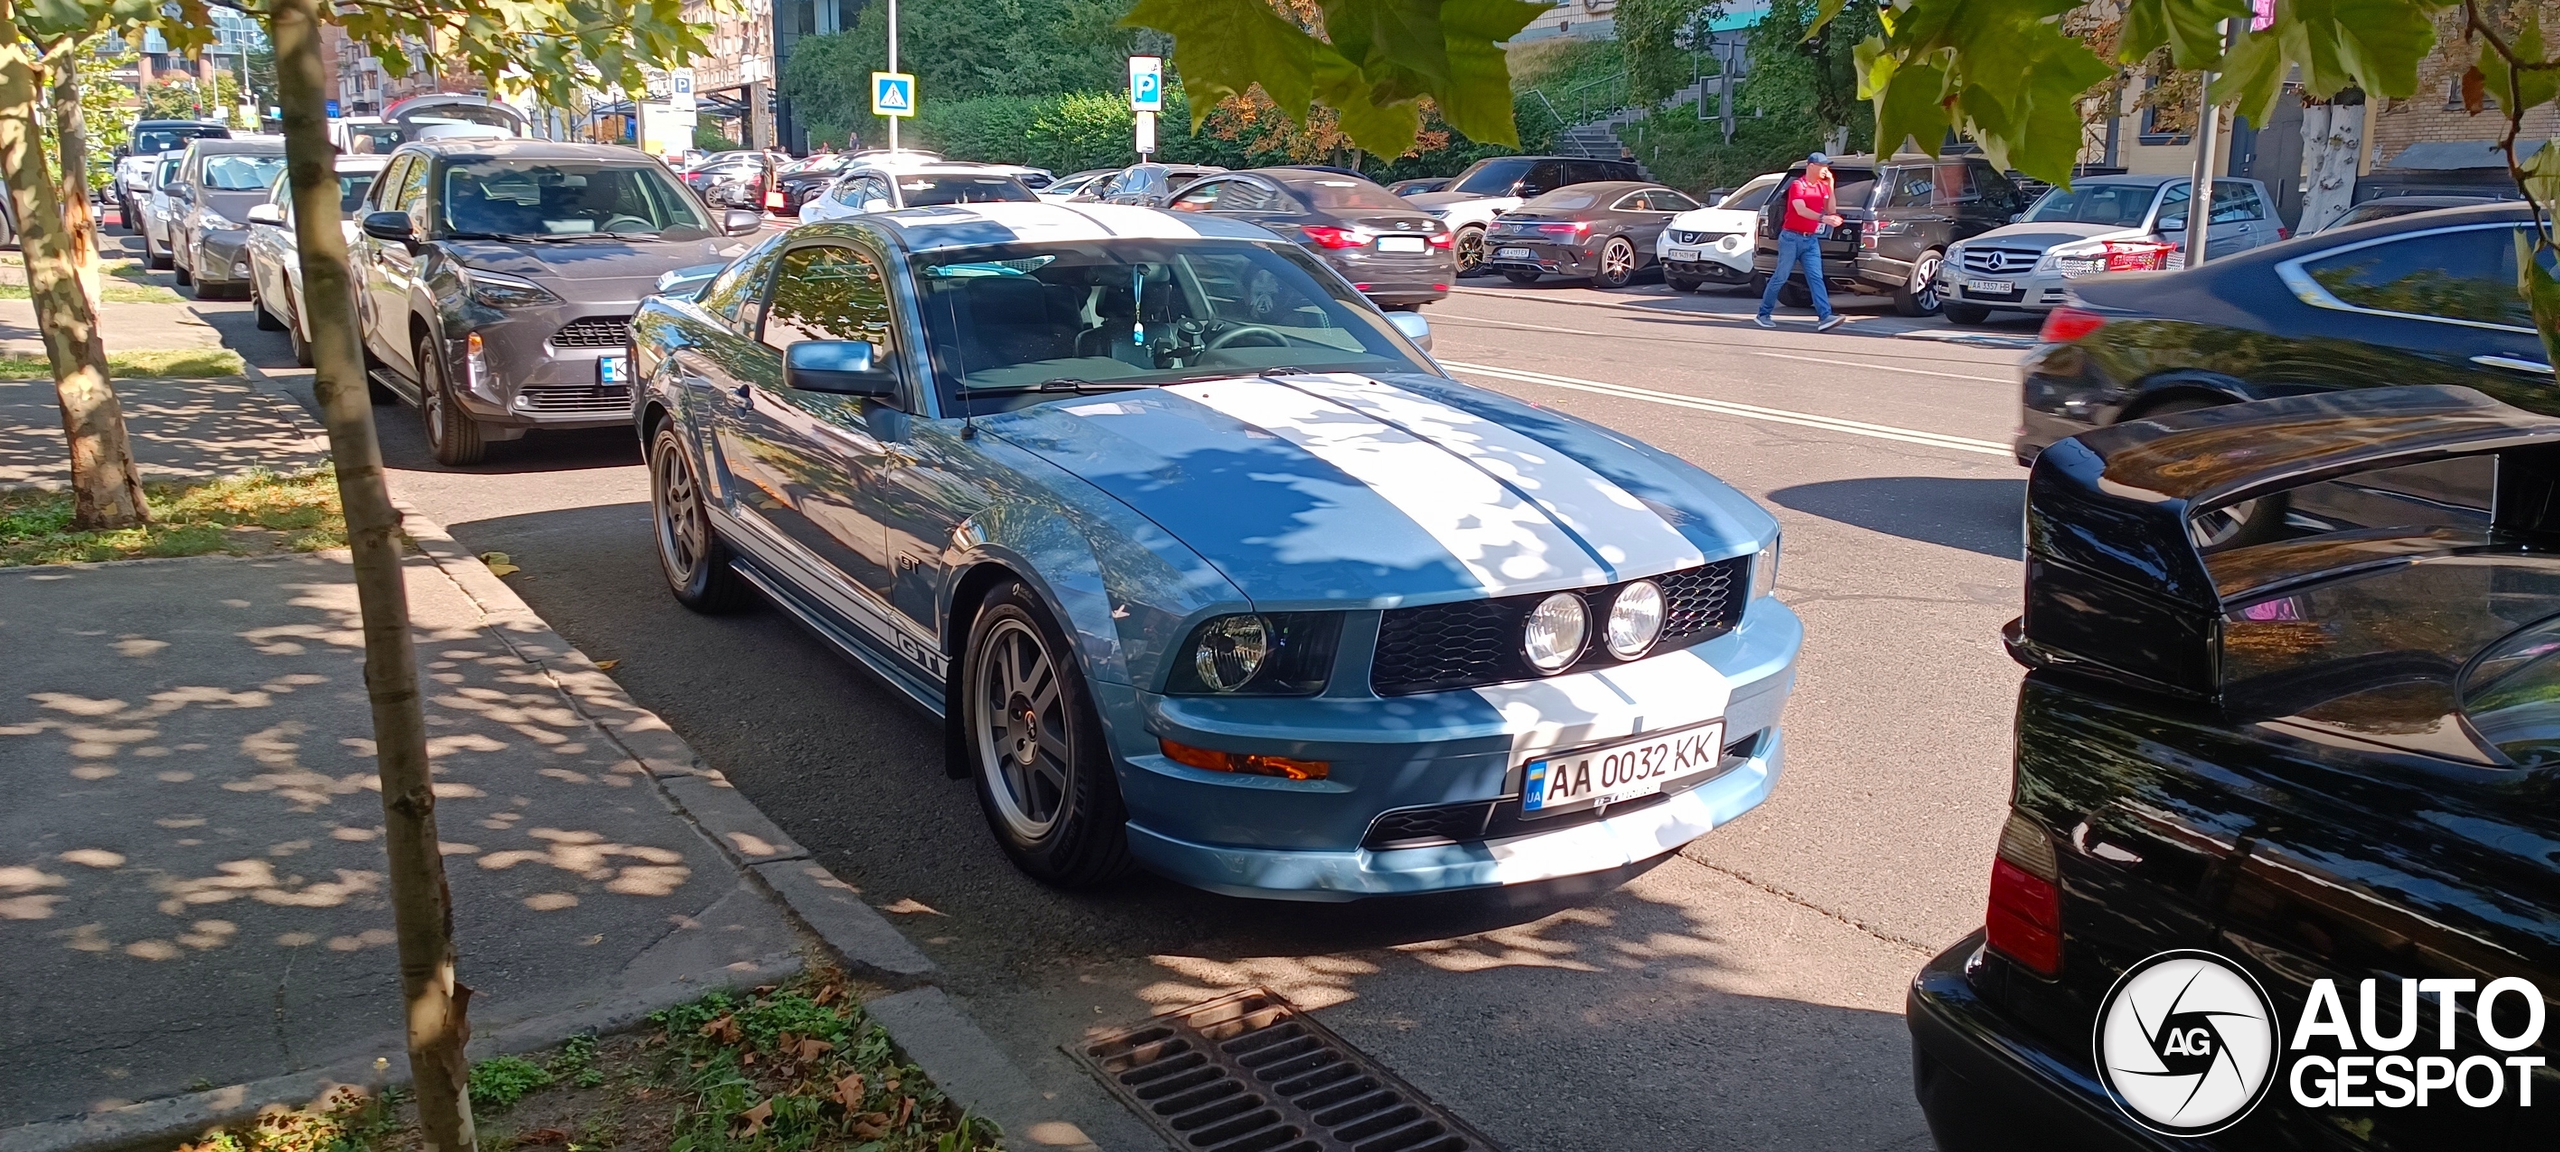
[0,364,1119,1149]
[0,297,228,359]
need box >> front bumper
[1482,237,1597,277]
[1938,263,2072,313]
[438,307,639,434]
[195,227,253,286]
[1659,234,1753,279]
[1109,597,1803,899]
[1909,932,2172,1152]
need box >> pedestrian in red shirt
[1756,152,1847,332]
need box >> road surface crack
[1682,855,1939,956]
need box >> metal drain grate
[1074,987,1502,1152]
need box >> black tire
[2134,397,2287,549]
[1502,269,1542,284]
[1779,281,1811,309]
[1892,248,1945,317]
[418,333,487,466]
[172,249,191,287]
[145,230,170,270]
[648,423,752,613]
[252,280,284,330]
[284,297,317,370]
[1453,225,1487,276]
[1665,273,1704,293]
[1941,301,1991,326]
[1592,236,1639,289]
[961,580,1135,888]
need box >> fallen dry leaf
[478,552,520,577]
[735,1099,772,1138]
[878,897,942,915]
[699,1014,741,1044]
[853,1114,889,1140]
[593,659,619,670]
[894,1095,914,1128]
[832,1072,865,1108]
[741,1049,756,1065]
[813,982,842,1006]
[798,1037,833,1062]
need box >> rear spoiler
[2013,385,2560,698]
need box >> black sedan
[1167,167,1454,309]
[768,153,853,216]
[1479,181,1702,288]
[1912,386,2557,1150]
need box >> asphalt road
[171,227,2041,1151]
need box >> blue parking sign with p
[1129,56,1162,112]
[871,72,915,117]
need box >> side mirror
[246,203,283,226]
[361,211,416,244]
[723,208,764,235]
[784,340,899,398]
[2158,216,2187,232]
[859,198,891,214]
[1385,309,1432,354]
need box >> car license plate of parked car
[1963,278,2014,295]
[1521,720,1724,814]
[1666,247,1700,261]
[1377,235,1426,253]
[1496,246,1532,259]
[598,354,629,384]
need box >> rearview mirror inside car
[723,208,763,235]
[246,203,283,226]
[360,210,415,244]
[784,340,898,398]
[1385,310,1433,354]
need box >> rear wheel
[2136,397,2287,549]
[1778,281,1811,309]
[1453,225,1487,276]
[419,333,487,467]
[1592,236,1638,289]
[649,423,751,612]
[1503,269,1542,284]
[145,228,170,270]
[1941,301,1991,326]
[252,279,283,330]
[1893,249,1945,316]
[962,581,1135,888]
[172,245,192,287]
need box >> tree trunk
[49,41,100,319]
[271,1,476,1148]
[2298,92,2365,236]
[0,1,142,528]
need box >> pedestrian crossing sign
[871,72,915,117]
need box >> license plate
[598,354,629,383]
[1963,278,2014,294]
[1521,721,1725,814]
[1377,235,1426,253]
[1495,246,1532,259]
[1666,247,1700,261]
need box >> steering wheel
[1206,325,1289,351]
[602,213,654,233]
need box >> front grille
[1361,803,1496,850]
[1077,987,1499,1152]
[518,383,632,413]
[1958,247,2041,276]
[1371,557,1749,697]
[1669,229,1735,245]
[550,316,631,348]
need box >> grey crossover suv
[170,137,286,299]
[352,139,764,464]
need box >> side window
[830,175,868,205]
[2298,225,2530,328]
[2211,182,2266,222]
[1564,161,1615,186]
[1610,192,1649,212]
[392,157,430,214]
[1219,181,1279,212]
[1523,161,1566,194]
[1169,180,1223,212]
[1652,190,1701,212]
[760,243,896,360]
[2155,183,2192,228]
[1885,167,1935,208]
[1976,165,2020,210]
[699,240,786,331]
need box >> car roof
[854,160,1025,177]
[2300,198,2537,244]
[337,154,393,172]
[134,119,228,129]
[812,201,1282,254]
[1252,166,1386,184]
[187,138,283,155]
[2066,173,2185,186]
[396,139,650,162]
[1538,180,1664,198]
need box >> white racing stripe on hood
[1473,643,1735,767]
[1274,374,1702,577]
[1164,377,1609,593]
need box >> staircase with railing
[1525,66,1742,176]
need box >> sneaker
[1815,316,1846,332]
[1752,315,1776,329]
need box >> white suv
[799,158,1038,222]
[1657,173,1783,292]
[1403,155,1643,275]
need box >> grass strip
[0,281,183,303]
[0,348,247,378]
[0,469,344,566]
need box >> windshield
[1720,179,1779,212]
[1450,158,1532,196]
[202,153,285,191]
[1522,188,1601,212]
[341,124,403,155]
[437,158,710,238]
[2026,183,2162,226]
[1288,176,1406,210]
[134,126,223,156]
[913,239,1434,405]
[897,174,1034,207]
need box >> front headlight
[459,267,561,309]
[1751,536,1781,600]
[196,209,237,231]
[1605,580,1665,659]
[1522,592,1589,673]
[1166,613,1340,695]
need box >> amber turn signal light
[1158,738,1329,781]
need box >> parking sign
[871,72,915,117]
[1129,56,1162,112]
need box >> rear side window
[2211,182,2266,222]
[2298,225,2529,328]
[1934,162,1978,203]
[1217,180,1288,212]
[1884,168,1935,209]
[1169,181,1222,211]
[897,175,1034,207]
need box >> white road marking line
[1438,359,2013,457]
[1433,314,1609,337]
[1746,350,2011,383]
[1433,309,2016,383]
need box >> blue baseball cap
[1807,151,1831,165]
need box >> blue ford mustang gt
[630,202,1802,900]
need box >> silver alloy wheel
[422,355,449,446]
[1600,237,1635,281]
[974,617,1070,840]
[1911,250,1943,311]
[651,434,706,583]
[1455,226,1486,273]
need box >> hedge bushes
[903,91,1509,182]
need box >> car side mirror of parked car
[245,203,283,226]
[1385,310,1433,354]
[360,210,416,246]
[859,198,891,213]
[722,208,763,235]
[784,340,899,399]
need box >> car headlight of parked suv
[195,209,236,232]
[458,266,561,309]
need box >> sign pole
[886,0,900,152]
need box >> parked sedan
[629,202,1800,899]
[169,137,287,298]
[1938,174,2282,323]
[799,160,1037,223]
[1658,172,1782,291]
[1070,162,1228,208]
[2312,193,2498,233]
[1038,169,1117,202]
[683,150,779,210]
[1482,181,1701,288]
[244,153,391,366]
[137,151,187,269]
[1387,177,1448,197]
[1167,167,1454,309]
[1913,386,2557,1150]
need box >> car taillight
[2097,240,2174,272]
[1985,811,2063,975]
[1427,230,1453,248]
[1301,225,1368,249]
[764,189,785,209]
[2039,306,2108,344]
[1535,222,1590,241]
[1859,226,1878,251]
[2276,225,2290,240]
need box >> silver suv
[1936,174,2283,324]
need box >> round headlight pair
[1521,581,1665,673]
[1194,614,1271,692]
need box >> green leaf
[2518,231,2560,370]
[2209,28,2290,129]
[1318,0,1452,106]
[2479,7,2560,116]
[1809,0,1848,39]
[1871,52,1948,160]
[2322,0,2438,100]
[1126,0,1322,125]
[1438,0,1547,143]
[2118,0,2252,69]
[2522,133,2560,203]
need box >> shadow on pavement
[1768,476,2026,559]
[0,375,326,488]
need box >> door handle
[2472,354,2555,376]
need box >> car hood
[1666,207,1759,234]
[1956,220,2146,250]
[981,371,1770,607]
[443,235,752,300]
[201,189,269,226]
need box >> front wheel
[962,581,1135,888]
[1453,225,1487,276]
[252,279,283,330]
[1893,249,1945,317]
[1592,236,1638,289]
[419,333,487,466]
[172,248,192,287]
[1941,301,1991,326]
[649,423,751,612]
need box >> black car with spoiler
[1910,387,2559,1149]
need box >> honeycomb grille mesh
[1370,557,1749,696]
[550,316,631,348]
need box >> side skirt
[728,555,949,719]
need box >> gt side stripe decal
[1164,378,1612,594]
[1272,375,1703,577]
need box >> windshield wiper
[966,377,1158,396]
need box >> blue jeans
[1758,230,1833,323]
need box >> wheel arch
[940,559,1029,779]
[2115,370,2259,424]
